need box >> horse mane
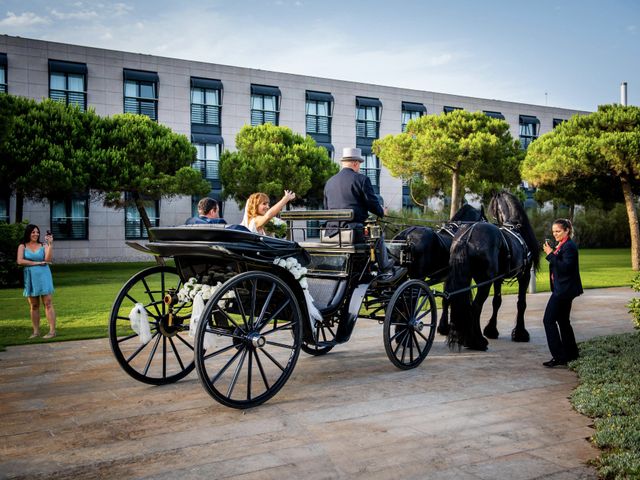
[488,191,540,271]
[450,204,486,223]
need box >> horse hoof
[437,325,450,336]
[464,337,489,351]
[483,326,499,339]
[511,328,530,342]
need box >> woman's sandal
[28,333,40,339]
[43,332,56,339]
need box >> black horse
[446,191,540,351]
[392,204,486,335]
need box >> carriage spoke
[174,332,195,351]
[142,333,162,376]
[203,342,239,361]
[232,287,249,330]
[411,331,423,357]
[118,332,139,344]
[140,277,162,318]
[260,347,286,371]
[168,336,186,371]
[249,279,258,329]
[264,340,295,350]
[262,321,294,335]
[253,283,277,330]
[210,346,245,384]
[254,297,291,332]
[162,336,167,379]
[247,348,253,400]
[226,348,248,399]
[253,350,270,390]
[215,308,246,333]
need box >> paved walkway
[0,287,637,480]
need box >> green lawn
[0,249,635,350]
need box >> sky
[0,0,638,112]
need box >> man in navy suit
[324,147,397,277]
[186,198,227,225]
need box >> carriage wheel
[195,271,302,409]
[301,317,337,356]
[383,279,437,370]
[109,266,195,385]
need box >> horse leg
[511,270,531,342]
[466,284,490,351]
[438,296,450,336]
[483,280,502,339]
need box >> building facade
[0,34,588,262]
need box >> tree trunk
[620,175,640,271]
[449,168,462,219]
[133,193,164,266]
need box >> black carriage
[109,210,438,409]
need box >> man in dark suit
[186,198,227,225]
[324,147,398,277]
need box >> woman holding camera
[541,218,583,367]
[16,224,57,339]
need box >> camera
[46,230,52,236]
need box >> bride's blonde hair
[246,192,269,221]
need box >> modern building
[0,34,588,262]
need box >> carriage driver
[323,147,403,281]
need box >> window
[50,194,89,240]
[483,111,505,120]
[553,118,566,128]
[0,194,9,222]
[191,77,222,135]
[124,69,159,120]
[0,53,7,94]
[306,90,333,143]
[443,106,462,114]
[192,134,223,191]
[361,147,381,193]
[49,60,87,111]
[125,194,159,239]
[401,102,426,132]
[356,97,382,143]
[250,84,280,126]
[519,115,540,150]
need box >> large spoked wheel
[383,279,437,370]
[194,271,302,409]
[109,265,195,385]
[301,317,337,356]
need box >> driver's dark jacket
[323,167,384,238]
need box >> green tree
[219,124,338,207]
[0,95,101,220]
[93,113,210,235]
[522,104,640,270]
[373,110,522,218]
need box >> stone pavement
[0,287,636,480]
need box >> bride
[241,190,296,235]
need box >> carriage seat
[320,228,354,244]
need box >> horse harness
[499,222,531,277]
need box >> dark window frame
[0,193,9,222]
[359,146,381,194]
[356,96,382,144]
[483,111,505,120]
[401,102,426,132]
[443,106,462,114]
[250,84,280,126]
[191,134,223,191]
[190,77,223,134]
[124,193,160,240]
[123,69,159,120]
[519,115,540,150]
[48,59,87,111]
[306,90,333,143]
[50,193,89,240]
[0,53,7,94]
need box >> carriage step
[375,267,407,285]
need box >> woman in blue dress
[16,224,57,339]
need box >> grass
[570,332,640,479]
[0,248,635,350]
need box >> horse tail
[446,227,473,349]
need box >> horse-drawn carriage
[109,210,439,409]
[109,192,539,409]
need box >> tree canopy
[219,124,338,207]
[373,110,522,217]
[522,104,640,269]
[93,113,210,232]
[0,95,210,236]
